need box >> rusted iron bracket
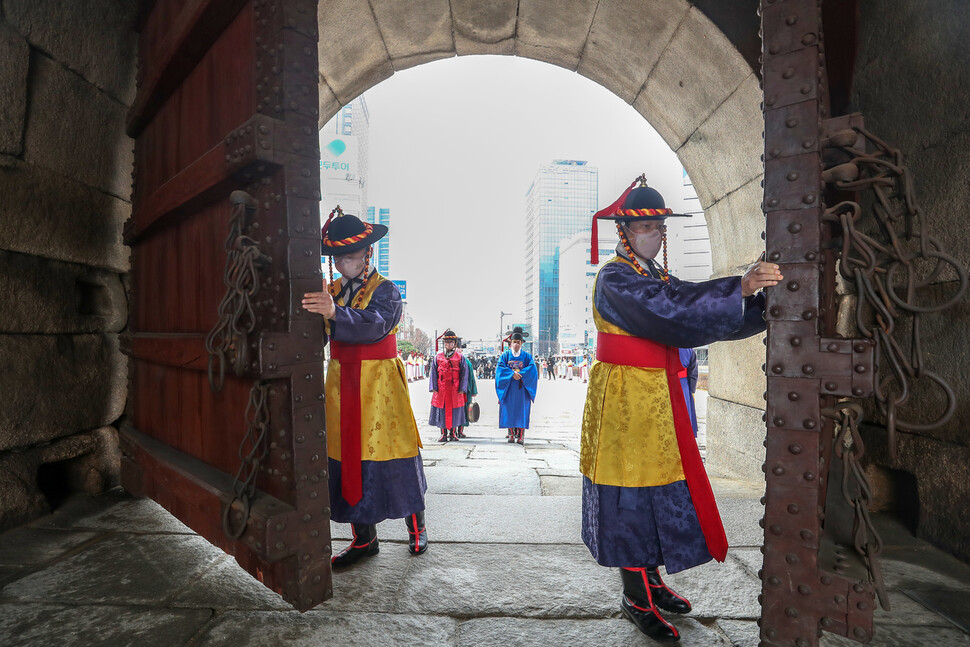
[760,1,878,645]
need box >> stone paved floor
[0,378,968,646]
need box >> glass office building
[365,206,391,276]
[524,160,599,356]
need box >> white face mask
[625,226,663,260]
[334,252,367,279]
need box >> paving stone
[196,610,458,647]
[0,602,212,647]
[663,557,761,620]
[35,492,194,534]
[424,462,541,495]
[168,555,293,612]
[330,494,583,545]
[322,545,412,614]
[880,550,970,592]
[874,590,958,627]
[819,624,970,647]
[0,534,222,605]
[458,616,729,647]
[715,497,764,548]
[729,547,763,580]
[0,527,99,566]
[716,618,761,647]
[0,566,31,587]
[395,543,618,618]
[539,474,583,496]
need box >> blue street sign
[391,280,406,298]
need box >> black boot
[516,429,524,444]
[646,568,692,614]
[620,567,680,642]
[332,523,379,568]
[507,430,514,443]
[438,429,448,442]
[449,429,460,441]
[405,511,428,555]
[456,426,466,438]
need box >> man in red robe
[429,329,469,442]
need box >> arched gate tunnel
[1,0,969,643]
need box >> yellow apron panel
[326,355,422,462]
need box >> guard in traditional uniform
[301,209,428,567]
[495,327,538,444]
[429,330,469,442]
[581,177,782,641]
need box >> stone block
[677,73,764,208]
[577,0,687,103]
[23,54,134,198]
[317,75,341,129]
[0,427,122,530]
[515,0,598,71]
[0,250,126,334]
[369,0,455,71]
[634,7,751,149]
[0,22,29,156]
[0,334,126,451]
[452,0,517,56]
[0,528,99,567]
[318,0,394,103]
[5,0,138,104]
[704,176,765,277]
[0,160,129,272]
[169,555,293,611]
[708,332,766,410]
[705,396,766,483]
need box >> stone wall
[0,0,136,530]
[847,0,970,561]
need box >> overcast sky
[362,55,688,343]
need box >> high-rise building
[365,206,391,276]
[557,229,617,353]
[665,168,711,281]
[524,160,599,355]
[319,96,370,221]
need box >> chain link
[205,191,267,392]
[823,126,968,456]
[222,380,271,540]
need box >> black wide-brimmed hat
[321,207,387,256]
[441,329,459,342]
[589,174,691,264]
[510,326,527,342]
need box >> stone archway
[314,0,768,481]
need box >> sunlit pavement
[0,379,968,646]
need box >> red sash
[330,334,398,506]
[596,332,727,562]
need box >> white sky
[363,55,687,343]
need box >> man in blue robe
[495,327,538,444]
[581,177,782,641]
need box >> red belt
[330,334,398,506]
[594,331,727,562]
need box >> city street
[1,377,968,646]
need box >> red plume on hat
[590,176,641,265]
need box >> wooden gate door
[121,0,331,611]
